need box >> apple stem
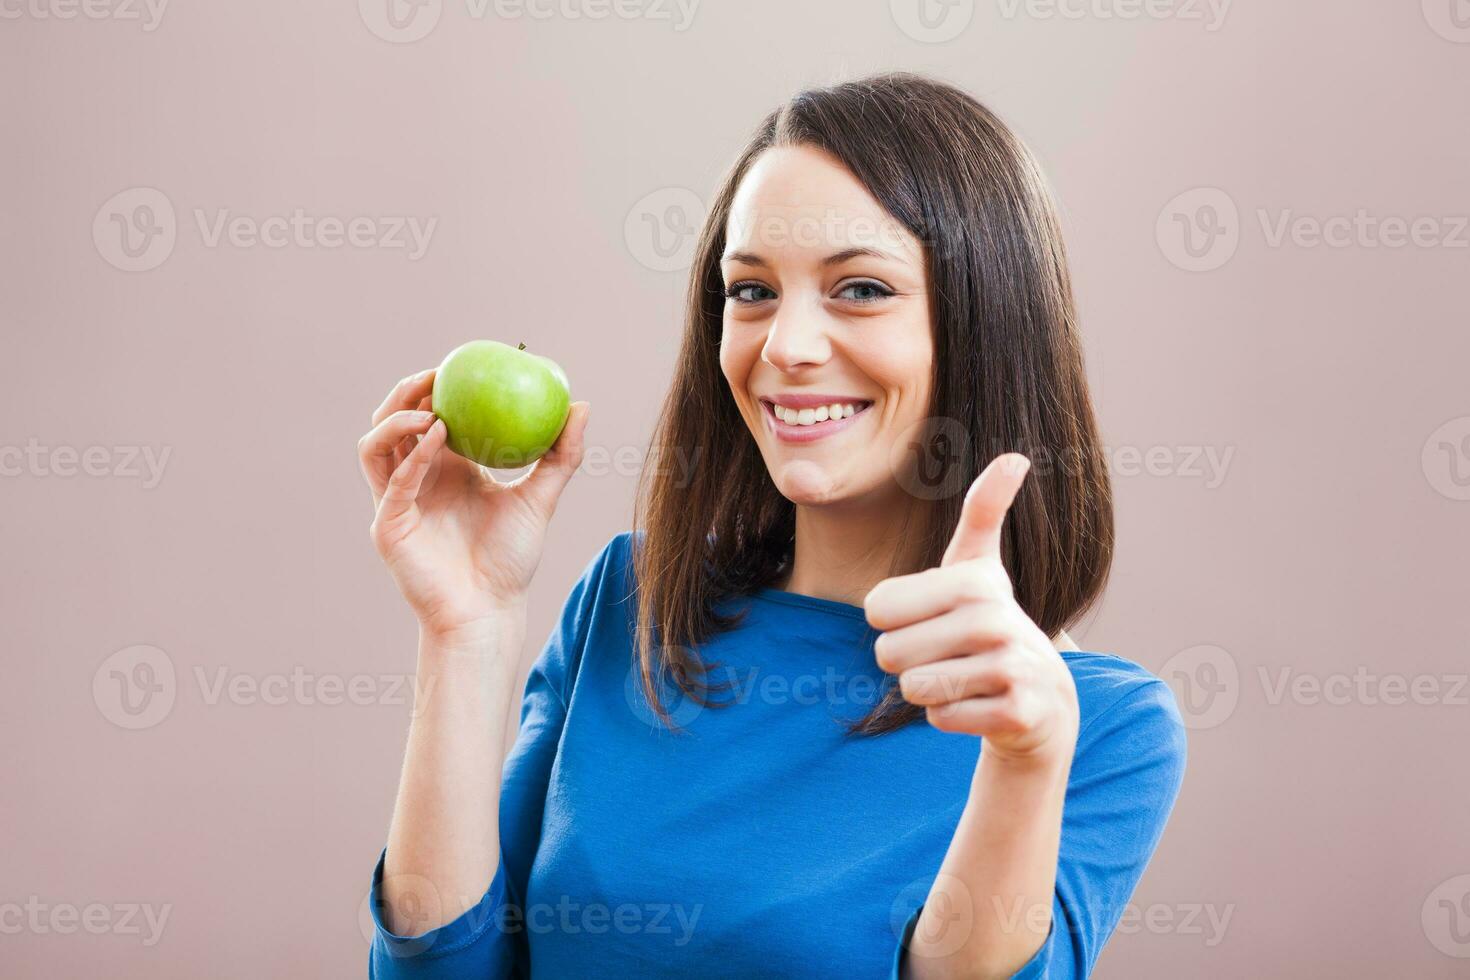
[518,342,526,351]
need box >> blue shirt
[369,531,1186,978]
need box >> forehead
[724,145,919,259]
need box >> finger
[377,418,447,526]
[359,410,438,500]
[898,650,1022,706]
[941,453,1030,567]
[392,393,437,469]
[520,401,590,513]
[873,602,1020,673]
[372,368,436,427]
[925,692,1029,737]
[864,561,1013,632]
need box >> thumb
[523,401,590,507]
[941,452,1031,567]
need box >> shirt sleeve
[890,678,1188,979]
[367,535,622,979]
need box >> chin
[768,459,883,508]
[764,458,837,505]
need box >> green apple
[431,340,571,468]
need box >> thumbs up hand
[864,453,1080,764]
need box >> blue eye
[724,282,777,304]
[836,280,893,303]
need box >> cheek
[719,320,764,385]
[865,321,935,414]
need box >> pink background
[4,1,1468,976]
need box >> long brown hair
[631,72,1113,736]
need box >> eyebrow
[720,246,900,267]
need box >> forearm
[381,610,528,935]
[906,749,1072,980]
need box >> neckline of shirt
[751,587,871,622]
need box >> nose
[760,298,831,372]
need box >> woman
[359,73,1186,979]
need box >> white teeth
[771,401,866,426]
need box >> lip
[758,396,874,444]
[762,393,870,410]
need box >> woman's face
[719,145,934,508]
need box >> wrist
[418,604,528,658]
[976,731,1076,782]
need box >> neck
[775,490,929,608]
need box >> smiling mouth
[758,397,874,441]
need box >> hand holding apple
[864,454,1080,764]
[357,349,589,638]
